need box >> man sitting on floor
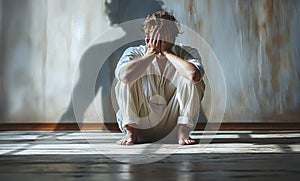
[114,11,205,145]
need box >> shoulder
[123,45,146,56]
[172,44,200,59]
[118,45,146,64]
[173,44,198,53]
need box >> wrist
[145,48,156,56]
[162,50,173,57]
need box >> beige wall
[1,0,299,123]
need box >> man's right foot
[116,125,137,145]
[177,124,196,145]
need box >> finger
[156,33,160,48]
[150,25,156,35]
[152,27,160,45]
[150,26,158,45]
[145,37,150,47]
[151,26,159,37]
[150,36,157,48]
[149,35,155,47]
[154,28,160,41]
[150,37,155,47]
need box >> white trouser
[115,74,205,143]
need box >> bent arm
[118,52,156,84]
[118,26,162,84]
[164,52,203,83]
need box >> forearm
[164,52,202,83]
[119,53,155,84]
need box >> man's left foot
[178,124,196,145]
[116,124,137,145]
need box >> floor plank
[0,130,300,180]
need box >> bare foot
[177,124,196,145]
[116,124,137,145]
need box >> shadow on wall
[59,0,208,128]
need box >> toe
[126,138,134,145]
[117,139,126,145]
[186,139,195,145]
[179,138,196,145]
[185,139,190,145]
[178,139,186,145]
[120,139,126,145]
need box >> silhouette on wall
[59,0,208,128]
[59,0,164,124]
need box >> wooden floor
[0,130,300,180]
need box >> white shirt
[115,44,203,80]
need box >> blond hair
[141,11,180,38]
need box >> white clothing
[114,44,205,143]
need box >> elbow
[118,69,133,84]
[191,75,201,84]
[119,74,134,84]
[119,77,132,84]
[190,70,202,84]
[120,79,131,84]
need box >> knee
[179,78,200,92]
[176,79,205,101]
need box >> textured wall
[165,0,300,121]
[0,0,299,123]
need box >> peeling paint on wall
[166,0,300,121]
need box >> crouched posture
[114,11,205,145]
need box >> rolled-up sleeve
[115,46,145,80]
[182,46,203,69]
[176,45,205,80]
